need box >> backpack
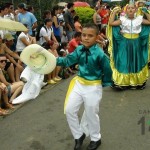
[36,24,47,41]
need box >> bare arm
[20,36,33,46]
[93,13,97,24]
[51,32,58,43]
[109,7,121,26]
[0,69,10,86]
[53,16,59,28]
[142,12,150,25]
[32,22,38,30]
[4,44,21,61]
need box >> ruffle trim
[111,65,149,86]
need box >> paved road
[0,75,150,150]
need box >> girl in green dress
[108,3,150,90]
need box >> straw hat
[20,44,56,74]
[4,33,14,41]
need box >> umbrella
[74,1,90,7]
[58,2,68,7]
[0,18,28,31]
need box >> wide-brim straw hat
[20,44,56,74]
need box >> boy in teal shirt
[57,24,112,150]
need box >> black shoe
[87,139,101,150]
[74,133,86,150]
[136,82,146,90]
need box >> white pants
[65,80,102,141]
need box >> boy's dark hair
[74,32,81,38]
[67,3,74,9]
[44,18,52,25]
[83,24,99,35]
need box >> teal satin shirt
[57,44,112,87]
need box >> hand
[0,83,7,91]
[113,7,121,13]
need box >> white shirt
[39,26,53,45]
[16,32,30,52]
[120,15,143,34]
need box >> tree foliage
[74,7,95,24]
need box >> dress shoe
[87,139,101,150]
[74,133,86,150]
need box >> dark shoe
[137,82,146,90]
[87,139,101,150]
[20,77,27,83]
[74,133,86,150]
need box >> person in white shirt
[39,18,58,46]
[16,24,36,55]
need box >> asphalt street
[0,75,150,150]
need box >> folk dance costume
[107,14,150,89]
[57,44,112,142]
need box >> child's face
[81,28,98,48]
[126,4,136,16]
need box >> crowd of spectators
[0,0,150,116]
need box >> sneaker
[54,77,62,81]
[20,77,27,83]
[47,79,57,84]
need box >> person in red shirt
[68,32,81,53]
[68,32,81,71]
[99,4,109,29]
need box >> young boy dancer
[57,24,112,150]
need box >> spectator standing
[63,2,75,41]
[74,16,82,32]
[93,7,101,31]
[51,5,61,43]
[99,4,109,29]
[17,3,37,36]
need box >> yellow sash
[123,33,139,39]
